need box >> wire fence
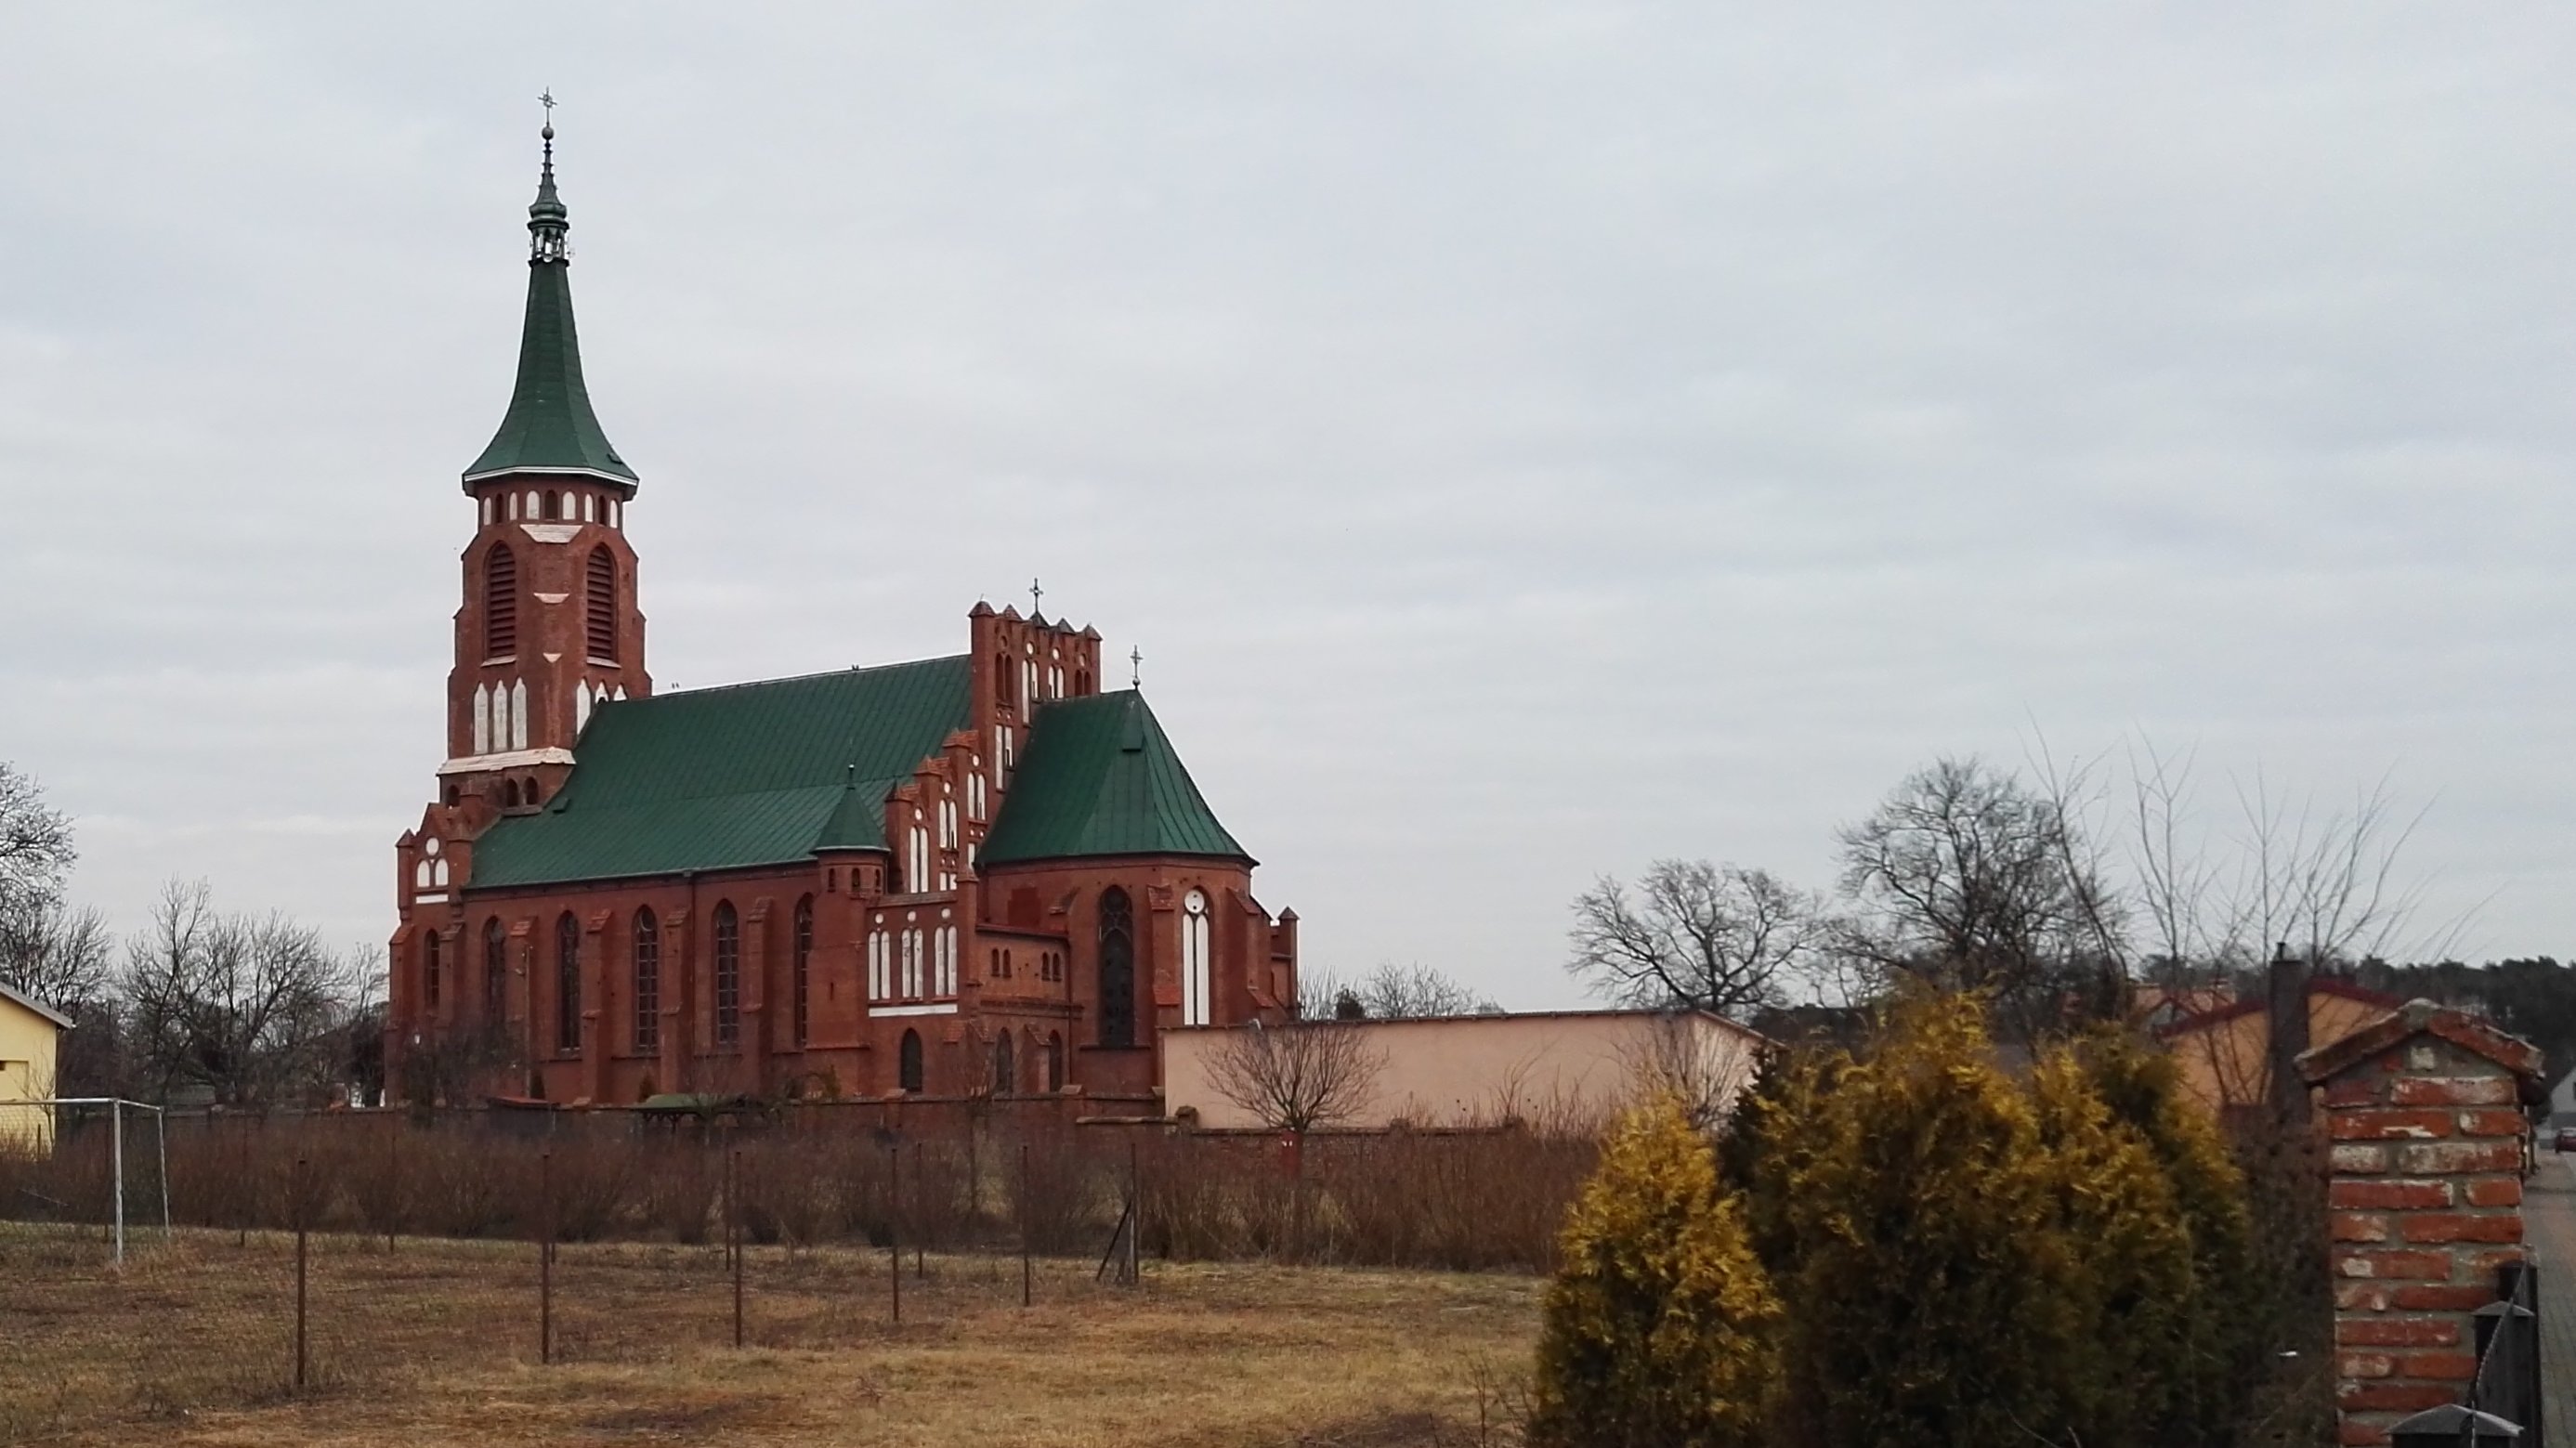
[0,1103,1593,1441]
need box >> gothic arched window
[633,907,660,1052]
[503,778,521,809]
[713,901,740,1047]
[483,917,508,1023]
[992,1031,1014,1095]
[584,547,618,661]
[1045,1031,1065,1091]
[484,543,517,658]
[1097,887,1135,1049]
[543,489,561,521]
[791,894,813,1048]
[423,929,441,1011]
[899,1028,924,1093]
[554,912,582,1053]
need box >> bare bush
[1204,1019,1385,1136]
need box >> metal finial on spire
[1130,646,1144,688]
[528,92,569,263]
[1029,578,1044,616]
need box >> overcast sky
[2,5,2570,1005]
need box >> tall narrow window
[633,907,660,1052]
[543,489,561,520]
[423,930,442,1011]
[996,656,1014,710]
[1182,889,1211,1027]
[992,1032,1014,1095]
[792,895,813,1048]
[1097,887,1135,1049]
[584,547,618,661]
[555,912,582,1053]
[1045,1031,1065,1091]
[484,918,508,1022]
[713,901,740,1046]
[899,1028,924,1093]
[484,544,517,658]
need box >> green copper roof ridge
[979,689,1253,867]
[462,128,637,491]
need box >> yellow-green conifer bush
[1527,1094,1781,1448]
[2074,1030,2262,1444]
[1772,993,2078,1448]
[2030,1048,2196,1448]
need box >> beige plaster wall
[1162,1010,1760,1131]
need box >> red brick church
[386,126,1299,1106]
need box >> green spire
[463,117,637,491]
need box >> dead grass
[0,1224,1539,1446]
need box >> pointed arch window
[584,547,618,661]
[483,918,508,1023]
[1045,1031,1065,1091]
[484,544,517,658]
[423,929,442,1012]
[791,895,813,1048]
[713,901,740,1047]
[633,907,660,1052]
[1097,887,1135,1049]
[899,1028,924,1093]
[992,1032,1015,1095]
[555,912,582,1053]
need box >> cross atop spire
[1130,646,1144,688]
[1029,578,1045,616]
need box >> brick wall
[2300,1000,2543,1447]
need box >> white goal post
[7,1098,172,1266]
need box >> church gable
[469,655,973,888]
[979,691,1251,867]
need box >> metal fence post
[111,1101,125,1268]
[538,1149,554,1366]
[293,1154,308,1390]
[729,1147,744,1350]
[887,1141,901,1325]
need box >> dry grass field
[0,1226,1542,1447]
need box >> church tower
[438,118,648,816]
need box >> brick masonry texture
[2301,1010,2541,1446]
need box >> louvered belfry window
[485,544,517,658]
[584,547,617,660]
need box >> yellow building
[0,981,71,1151]
[2159,977,2400,1115]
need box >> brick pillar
[2299,998,2543,1447]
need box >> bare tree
[1568,859,1824,1018]
[1836,757,2125,1035]
[0,894,111,1012]
[0,763,74,913]
[123,880,369,1107]
[1203,1014,1386,1136]
[1353,961,1497,1019]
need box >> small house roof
[0,982,74,1031]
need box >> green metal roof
[979,691,1251,867]
[463,148,636,489]
[467,657,972,890]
